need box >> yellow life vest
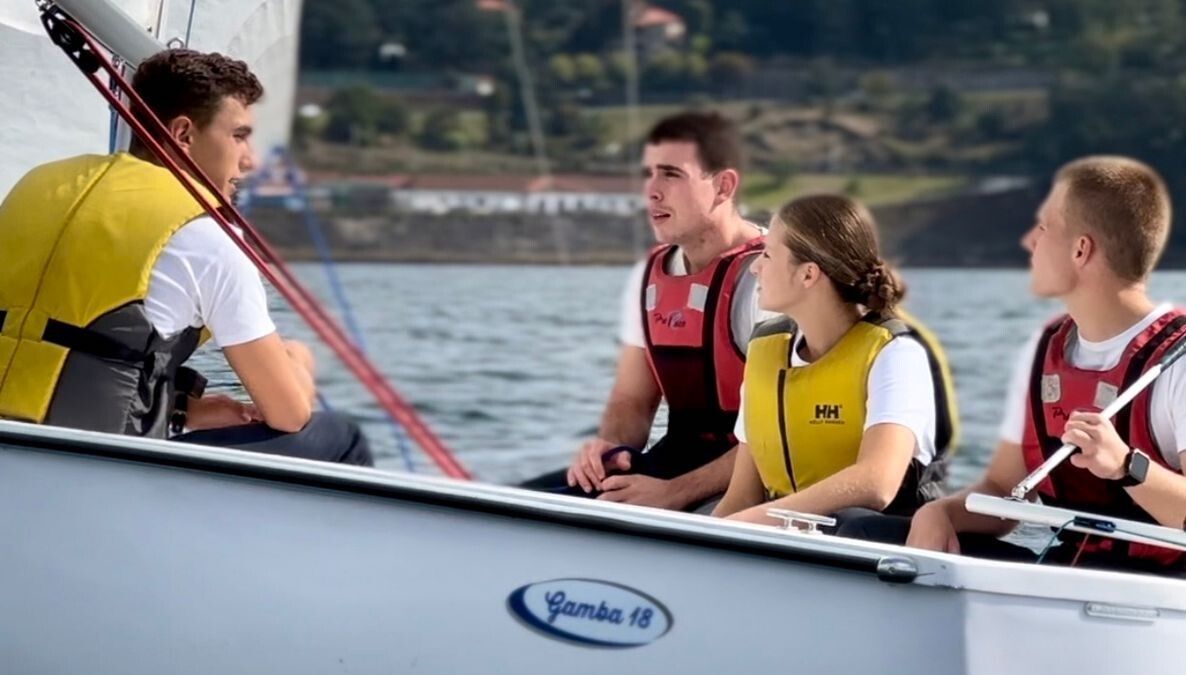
[743,311,958,512]
[0,153,214,436]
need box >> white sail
[0,0,303,199]
[0,1,160,198]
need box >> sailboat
[1,2,1185,673]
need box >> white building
[387,175,643,216]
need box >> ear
[1072,234,1094,268]
[165,116,196,152]
[800,262,823,289]
[713,169,740,207]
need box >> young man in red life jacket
[520,111,774,511]
[876,156,1186,575]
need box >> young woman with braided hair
[714,194,958,526]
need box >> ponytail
[856,261,906,313]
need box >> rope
[240,149,418,473]
[106,58,124,153]
[1035,519,1074,565]
[183,0,197,46]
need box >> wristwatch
[1118,448,1151,487]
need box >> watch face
[1129,450,1151,484]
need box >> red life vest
[1021,310,1186,567]
[641,238,762,447]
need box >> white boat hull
[1,420,1183,674]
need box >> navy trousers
[174,411,374,467]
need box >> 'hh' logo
[811,404,843,424]
[654,310,687,328]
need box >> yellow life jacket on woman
[0,153,214,437]
[743,310,958,515]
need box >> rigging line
[278,149,419,472]
[621,0,644,258]
[1035,519,1074,565]
[106,58,122,153]
[228,152,416,473]
[228,150,417,473]
[498,1,570,264]
[183,0,197,46]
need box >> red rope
[47,10,471,479]
[1070,535,1090,567]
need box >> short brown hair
[131,49,263,132]
[776,194,905,314]
[646,111,743,174]
[1056,156,1171,282]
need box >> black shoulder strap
[900,324,955,457]
[749,315,796,342]
[41,319,153,366]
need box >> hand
[566,438,633,493]
[1061,411,1129,480]
[185,394,261,431]
[906,502,961,553]
[597,474,681,509]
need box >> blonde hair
[1056,156,1171,282]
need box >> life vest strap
[41,318,152,366]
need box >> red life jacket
[641,238,762,447]
[1021,310,1186,567]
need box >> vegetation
[294,0,1186,209]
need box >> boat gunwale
[0,420,908,577]
[4,419,1186,610]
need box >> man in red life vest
[900,156,1186,574]
[521,112,772,511]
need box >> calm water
[194,265,1186,494]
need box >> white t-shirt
[143,216,276,347]
[734,332,938,465]
[618,246,779,353]
[999,303,1186,471]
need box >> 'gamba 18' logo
[507,579,673,648]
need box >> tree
[709,52,755,86]
[685,53,710,87]
[300,0,381,69]
[322,86,384,145]
[418,108,468,151]
[843,175,863,197]
[1033,75,1186,195]
[715,10,751,51]
[573,53,607,90]
[483,83,514,148]
[926,84,964,123]
[376,99,411,136]
[770,159,798,187]
[642,51,686,91]
[859,71,896,111]
[975,107,1009,141]
[548,54,577,86]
